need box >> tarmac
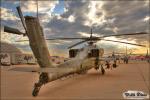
[1,61,149,100]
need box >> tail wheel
[32,73,49,97]
[32,83,41,97]
[32,87,40,97]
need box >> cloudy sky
[1,0,149,57]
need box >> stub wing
[9,67,74,73]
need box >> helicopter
[3,6,148,97]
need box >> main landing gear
[112,60,117,68]
[95,65,105,75]
[32,73,49,97]
[101,65,105,75]
[94,57,105,75]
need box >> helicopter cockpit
[69,48,101,58]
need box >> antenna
[36,0,39,19]
[90,28,93,38]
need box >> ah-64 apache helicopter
[3,6,148,96]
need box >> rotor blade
[68,40,88,49]
[15,40,29,42]
[16,6,27,32]
[4,26,25,35]
[15,38,87,42]
[101,39,146,47]
[99,32,148,38]
[46,37,88,40]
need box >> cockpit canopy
[69,48,104,58]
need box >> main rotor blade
[15,40,29,42]
[99,32,148,38]
[15,38,87,42]
[68,40,88,49]
[101,39,146,47]
[4,26,25,35]
[15,37,86,42]
[46,37,88,40]
[16,6,27,32]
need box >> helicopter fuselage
[46,45,100,82]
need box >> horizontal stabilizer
[4,26,25,35]
[9,67,74,73]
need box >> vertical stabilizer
[25,16,52,68]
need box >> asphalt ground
[1,61,149,100]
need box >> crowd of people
[104,53,150,70]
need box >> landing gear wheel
[81,70,87,74]
[113,63,117,68]
[95,66,99,70]
[32,83,41,97]
[101,67,105,75]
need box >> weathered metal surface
[25,16,52,68]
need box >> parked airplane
[3,6,148,96]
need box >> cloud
[1,0,149,56]
[78,32,100,37]
[68,15,75,22]
[20,1,58,13]
[1,7,19,21]
[1,1,59,54]
[20,1,59,25]
[1,26,29,45]
[144,16,150,22]
[84,1,107,27]
[101,1,149,32]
